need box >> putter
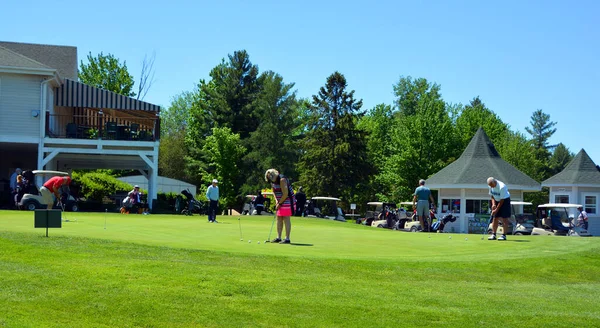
[104,209,107,229]
[60,203,68,221]
[265,213,277,243]
[482,215,492,240]
[238,217,243,241]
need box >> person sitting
[14,175,25,208]
[120,192,134,214]
[130,185,149,214]
[253,192,266,215]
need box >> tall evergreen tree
[525,109,557,180]
[243,71,301,194]
[298,72,371,203]
[549,143,573,176]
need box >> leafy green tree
[379,77,458,201]
[498,131,542,181]
[199,127,246,210]
[159,92,194,181]
[298,72,371,203]
[243,71,300,194]
[455,97,510,149]
[79,52,136,97]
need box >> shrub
[72,172,133,202]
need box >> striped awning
[55,79,160,112]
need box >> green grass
[1,210,599,327]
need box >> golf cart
[532,203,591,237]
[487,201,535,235]
[18,170,79,212]
[368,202,397,228]
[305,196,346,222]
[242,193,273,216]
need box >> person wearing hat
[40,175,71,209]
[206,179,220,223]
[577,205,589,230]
[129,185,149,214]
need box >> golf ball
[240,239,243,241]
[257,241,261,244]
[248,240,251,243]
[449,236,452,239]
[428,235,431,238]
[465,238,468,241]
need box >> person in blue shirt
[206,179,220,223]
[412,179,436,232]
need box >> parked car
[487,201,535,235]
[531,203,591,237]
[18,170,79,211]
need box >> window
[585,196,597,214]
[554,195,569,204]
[466,200,491,214]
[442,199,460,213]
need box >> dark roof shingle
[0,41,77,79]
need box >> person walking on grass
[487,177,511,241]
[265,169,295,244]
[412,179,435,232]
[206,179,219,223]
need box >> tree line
[80,50,574,211]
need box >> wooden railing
[46,113,160,141]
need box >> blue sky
[3,0,599,162]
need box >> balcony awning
[55,79,160,112]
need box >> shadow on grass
[507,240,530,242]
[290,243,314,247]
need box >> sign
[350,203,356,210]
[34,210,62,237]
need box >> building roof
[542,149,600,186]
[0,41,77,79]
[0,45,54,72]
[427,127,540,190]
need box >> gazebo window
[554,195,569,204]
[466,200,491,214]
[441,199,461,213]
[584,195,597,214]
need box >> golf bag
[431,213,457,232]
[180,189,206,216]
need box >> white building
[542,149,599,236]
[0,41,161,209]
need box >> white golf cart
[18,170,78,212]
[368,202,412,229]
[532,203,591,237]
[305,196,346,222]
[242,193,273,216]
[487,201,535,235]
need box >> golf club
[265,213,277,243]
[482,214,492,240]
[238,217,243,241]
[60,202,68,221]
[104,208,107,229]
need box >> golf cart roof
[367,202,383,206]
[399,201,413,205]
[511,201,533,206]
[538,203,582,209]
[246,195,256,198]
[312,196,341,201]
[32,170,70,176]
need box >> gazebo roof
[542,149,600,186]
[426,128,540,190]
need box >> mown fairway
[1,210,599,327]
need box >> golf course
[1,210,599,327]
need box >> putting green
[1,210,596,262]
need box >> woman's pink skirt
[276,206,293,217]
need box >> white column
[572,186,579,205]
[460,188,466,233]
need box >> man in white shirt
[487,177,511,241]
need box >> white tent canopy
[117,175,197,195]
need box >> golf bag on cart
[430,213,457,233]
[179,189,206,216]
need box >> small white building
[0,41,161,209]
[542,149,600,236]
[118,176,197,195]
[426,128,541,234]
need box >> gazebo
[542,149,600,235]
[426,128,540,233]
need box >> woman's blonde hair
[16,175,23,183]
[265,169,279,182]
